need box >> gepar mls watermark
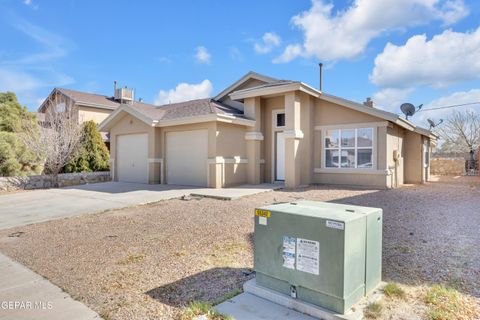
[1,300,53,310]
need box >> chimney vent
[319,63,323,92]
[363,97,374,108]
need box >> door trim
[271,109,285,182]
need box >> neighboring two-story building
[37,83,143,148]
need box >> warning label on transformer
[282,236,320,275]
[296,238,320,275]
[282,236,296,270]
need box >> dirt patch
[0,176,479,319]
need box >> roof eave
[76,101,118,110]
[214,71,277,101]
[154,113,255,128]
[98,104,155,131]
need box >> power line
[418,101,480,112]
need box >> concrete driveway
[0,182,198,230]
[0,182,281,230]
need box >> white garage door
[116,134,148,183]
[166,130,208,187]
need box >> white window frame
[273,110,286,129]
[322,127,377,170]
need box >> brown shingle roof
[121,98,243,122]
[52,88,244,123]
[56,88,121,109]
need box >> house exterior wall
[404,130,423,183]
[311,99,391,188]
[105,90,433,190]
[386,125,405,188]
[215,122,248,187]
[77,105,112,124]
[261,96,284,183]
[40,92,114,125]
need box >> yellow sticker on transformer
[255,209,271,218]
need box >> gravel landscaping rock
[0,176,479,319]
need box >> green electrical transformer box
[254,200,382,314]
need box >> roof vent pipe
[113,80,117,96]
[319,63,323,92]
[364,97,374,108]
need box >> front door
[276,131,285,181]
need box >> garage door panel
[166,130,208,187]
[117,134,148,184]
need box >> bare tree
[17,94,83,186]
[437,110,480,154]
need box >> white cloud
[372,88,415,113]
[254,32,281,54]
[275,0,468,63]
[273,44,302,64]
[370,27,480,88]
[154,80,213,105]
[194,46,211,64]
[23,0,38,9]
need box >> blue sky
[1,0,479,126]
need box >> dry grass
[383,282,406,299]
[424,285,480,320]
[0,176,479,319]
[364,302,383,319]
[176,301,233,320]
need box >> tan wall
[431,158,465,175]
[261,96,285,183]
[109,113,157,183]
[312,99,391,188]
[404,130,423,183]
[215,122,248,187]
[77,105,112,124]
[386,125,405,188]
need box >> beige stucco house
[38,84,141,146]
[98,72,437,189]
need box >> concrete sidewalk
[0,253,100,320]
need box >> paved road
[0,253,100,320]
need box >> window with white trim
[324,128,374,169]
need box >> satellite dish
[400,103,416,119]
[427,118,443,130]
[400,103,423,120]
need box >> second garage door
[166,130,208,187]
[116,133,148,183]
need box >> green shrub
[64,121,109,173]
[0,131,41,176]
[0,92,41,176]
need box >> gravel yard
[0,176,479,319]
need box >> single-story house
[98,71,437,189]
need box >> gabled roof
[98,98,253,131]
[214,71,277,101]
[38,88,122,112]
[229,80,436,138]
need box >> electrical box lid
[257,200,381,223]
